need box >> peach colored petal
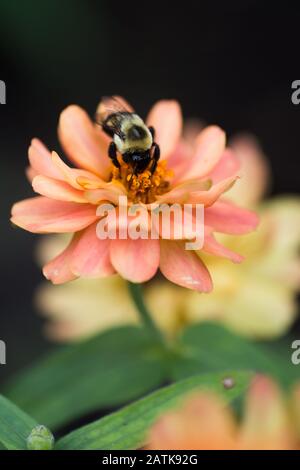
[188,176,237,206]
[203,229,244,263]
[153,206,202,241]
[155,179,212,204]
[43,235,79,284]
[76,175,126,195]
[229,134,270,206]
[76,175,108,190]
[157,176,236,206]
[110,238,159,283]
[159,240,213,292]
[28,138,62,180]
[102,206,152,238]
[238,375,296,450]
[205,200,259,234]
[207,148,240,183]
[32,175,87,203]
[11,196,97,233]
[182,126,226,181]
[84,187,126,205]
[146,100,182,159]
[165,140,193,184]
[70,223,115,278]
[147,393,237,450]
[26,165,38,182]
[58,105,111,179]
[183,118,204,146]
[52,151,103,190]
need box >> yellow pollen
[110,158,173,203]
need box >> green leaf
[0,394,37,450]
[3,327,167,430]
[56,370,252,450]
[171,323,299,387]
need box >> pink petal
[159,240,213,292]
[205,200,259,234]
[203,229,244,263]
[188,176,237,206]
[208,148,240,183]
[239,375,292,450]
[84,188,123,205]
[32,175,87,203]
[110,238,159,282]
[28,138,62,179]
[43,235,79,284]
[58,105,111,179]
[146,100,182,159]
[156,179,212,204]
[182,126,226,181]
[229,134,271,206]
[52,151,104,190]
[76,175,126,196]
[70,222,115,278]
[165,140,194,184]
[157,176,237,206]
[101,206,152,238]
[153,206,202,241]
[26,166,38,182]
[11,196,97,233]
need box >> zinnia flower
[34,133,300,341]
[11,98,258,291]
[147,375,300,450]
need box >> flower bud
[26,425,54,450]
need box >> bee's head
[130,149,150,162]
[122,149,151,174]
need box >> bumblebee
[96,96,160,174]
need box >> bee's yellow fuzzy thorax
[110,159,173,204]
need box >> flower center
[110,159,173,204]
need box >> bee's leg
[148,126,155,140]
[108,141,120,168]
[122,152,131,164]
[149,143,160,174]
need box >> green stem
[127,282,162,340]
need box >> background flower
[146,375,300,450]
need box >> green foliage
[172,323,299,387]
[3,327,167,429]
[0,395,37,450]
[56,370,252,450]
[3,322,298,436]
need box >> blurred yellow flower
[35,236,183,341]
[35,135,300,341]
[146,375,300,450]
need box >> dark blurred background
[0,0,299,382]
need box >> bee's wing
[95,96,134,125]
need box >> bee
[96,96,160,175]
